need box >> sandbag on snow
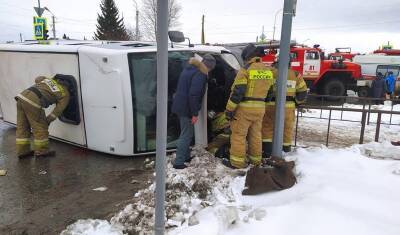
[242,157,296,195]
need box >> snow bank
[357,141,400,160]
[170,144,400,235]
[60,219,124,235]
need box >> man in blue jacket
[171,54,216,169]
[385,71,396,98]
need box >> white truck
[0,40,240,156]
[353,54,400,97]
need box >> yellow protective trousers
[207,133,230,155]
[16,93,49,156]
[262,102,296,153]
[229,105,265,168]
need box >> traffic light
[43,29,49,40]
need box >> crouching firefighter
[206,111,231,158]
[15,75,71,158]
[223,44,274,169]
[262,62,307,157]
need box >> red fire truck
[262,45,362,97]
[328,47,359,61]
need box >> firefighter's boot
[35,150,56,158]
[18,151,34,159]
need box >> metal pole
[154,0,168,234]
[375,113,381,142]
[359,111,366,144]
[272,0,295,157]
[326,109,332,147]
[201,15,205,44]
[38,0,41,11]
[52,15,56,39]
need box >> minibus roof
[0,40,230,54]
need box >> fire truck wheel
[323,79,346,98]
[357,87,370,98]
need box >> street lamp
[272,8,283,42]
[44,7,56,39]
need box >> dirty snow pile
[110,147,242,234]
[61,143,400,235]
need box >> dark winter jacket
[386,74,396,93]
[371,76,387,99]
[171,58,209,117]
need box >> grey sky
[1,0,399,53]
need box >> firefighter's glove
[46,115,56,124]
[225,110,235,121]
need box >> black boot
[262,142,272,158]
[34,150,56,158]
[215,144,230,159]
[17,151,34,159]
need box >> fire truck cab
[328,47,358,61]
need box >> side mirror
[168,31,185,43]
[320,52,325,60]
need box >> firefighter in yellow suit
[15,75,70,158]
[206,112,230,157]
[262,64,308,157]
[223,44,274,169]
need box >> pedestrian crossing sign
[34,23,44,40]
[33,16,47,28]
[33,16,47,40]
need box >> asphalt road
[0,120,153,234]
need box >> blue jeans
[174,116,194,165]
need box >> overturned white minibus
[0,40,240,155]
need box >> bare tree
[139,0,182,40]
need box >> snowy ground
[60,103,400,235]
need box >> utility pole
[201,15,205,44]
[133,0,139,40]
[44,7,56,39]
[272,0,296,158]
[51,15,56,39]
[154,0,168,234]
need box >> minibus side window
[128,52,192,153]
[58,75,81,125]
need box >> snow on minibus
[0,40,240,156]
